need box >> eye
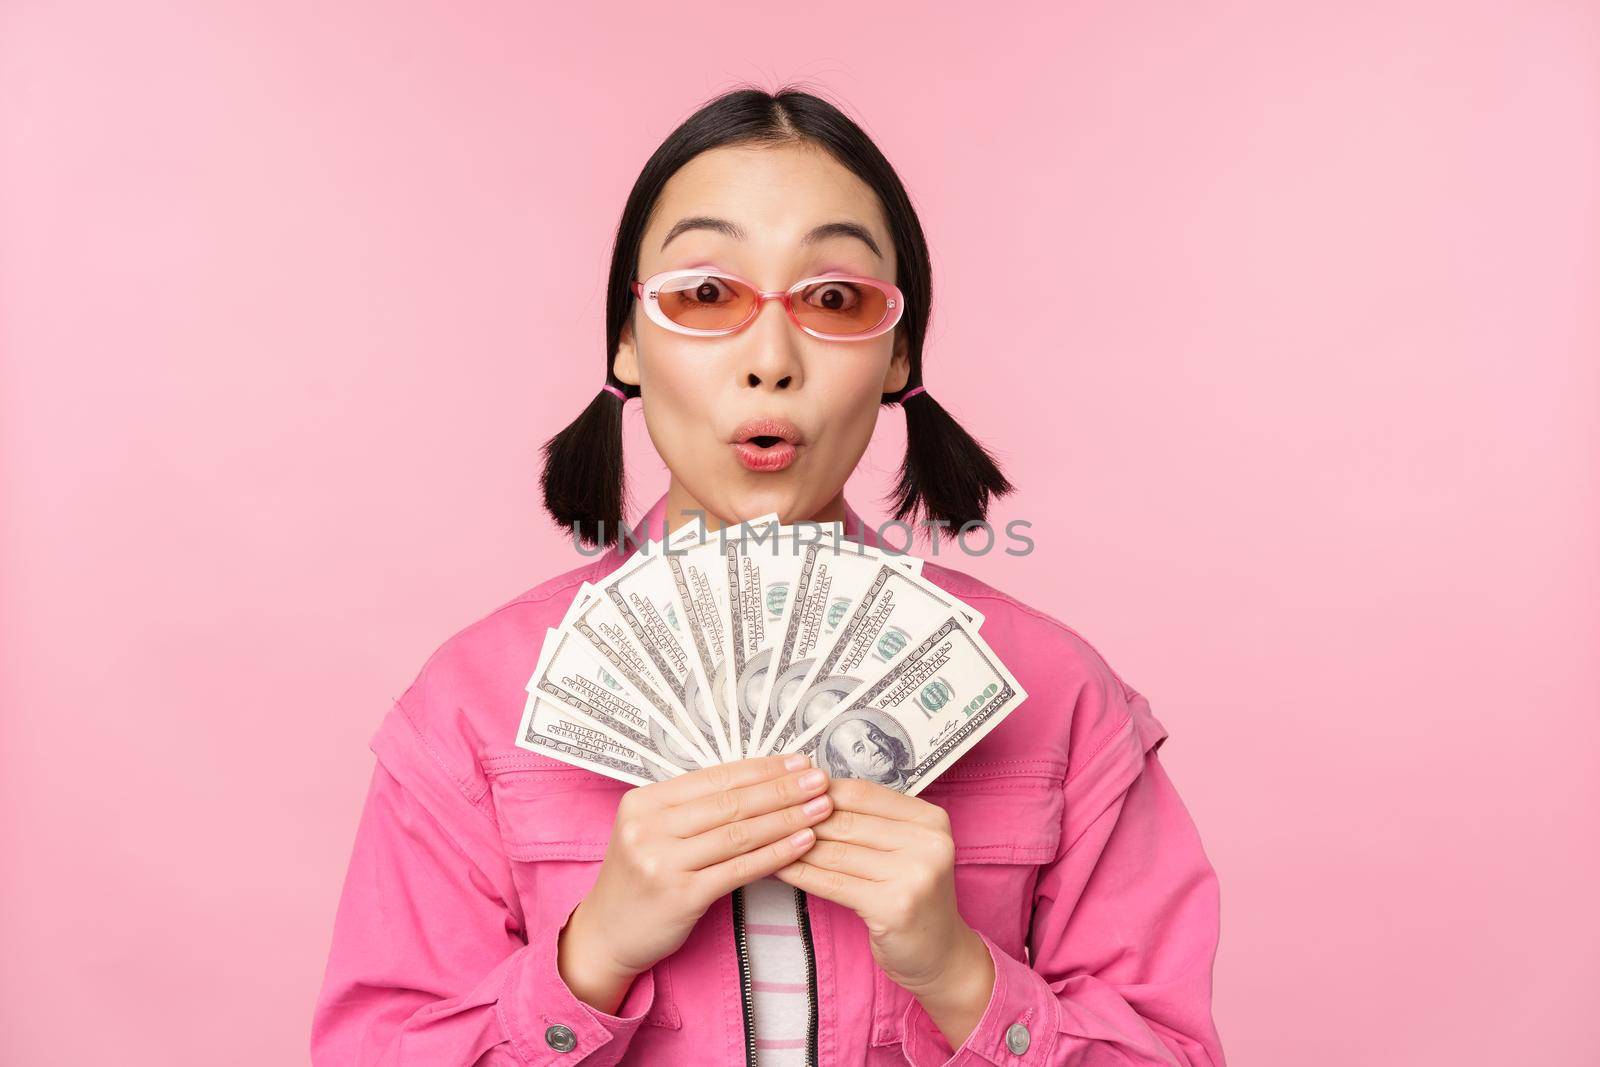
[690,277,732,304]
[798,280,863,313]
[661,273,738,308]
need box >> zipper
[732,883,821,1067]
[793,886,819,1067]
[732,885,758,1066]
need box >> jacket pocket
[869,758,1066,1050]
[481,752,682,1030]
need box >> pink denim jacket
[311,492,1226,1066]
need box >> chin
[727,486,799,521]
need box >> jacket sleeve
[898,685,1226,1067]
[310,714,657,1066]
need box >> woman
[312,86,1226,1066]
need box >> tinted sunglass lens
[791,279,889,337]
[655,273,754,331]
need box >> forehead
[832,718,873,743]
[642,143,894,272]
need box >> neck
[662,477,847,538]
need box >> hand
[557,753,834,1013]
[770,777,995,1042]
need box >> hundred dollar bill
[558,513,783,764]
[516,617,682,782]
[515,689,680,785]
[784,614,1028,797]
[677,513,810,755]
[662,512,879,758]
[588,543,730,760]
[726,520,918,756]
[526,627,706,773]
[720,521,848,763]
[560,585,716,767]
[749,543,928,756]
[563,582,722,765]
[586,510,781,762]
[754,561,983,756]
[572,556,729,764]
[660,513,788,758]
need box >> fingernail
[799,769,826,790]
[784,753,810,771]
[789,827,814,848]
[802,795,830,816]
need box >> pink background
[3,3,1596,1063]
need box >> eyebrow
[659,216,884,259]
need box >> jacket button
[1005,1021,1031,1054]
[544,1024,577,1052]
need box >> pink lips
[731,416,802,473]
[733,440,798,472]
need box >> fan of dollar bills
[515,512,1028,797]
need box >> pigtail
[539,382,632,549]
[887,385,1016,541]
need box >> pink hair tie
[601,383,628,401]
[901,385,926,401]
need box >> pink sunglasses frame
[630,267,904,342]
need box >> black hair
[540,84,1015,548]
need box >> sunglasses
[630,267,904,342]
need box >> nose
[738,294,803,391]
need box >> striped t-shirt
[744,874,811,1063]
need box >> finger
[771,858,876,913]
[666,764,830,839]
[811,807,909,852]
[826,777,937,824]
[679,790,833,871]
[799,837,892,882]
[693,824,819,900]
[650,753,809,808]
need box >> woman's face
[613,142,910,530]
